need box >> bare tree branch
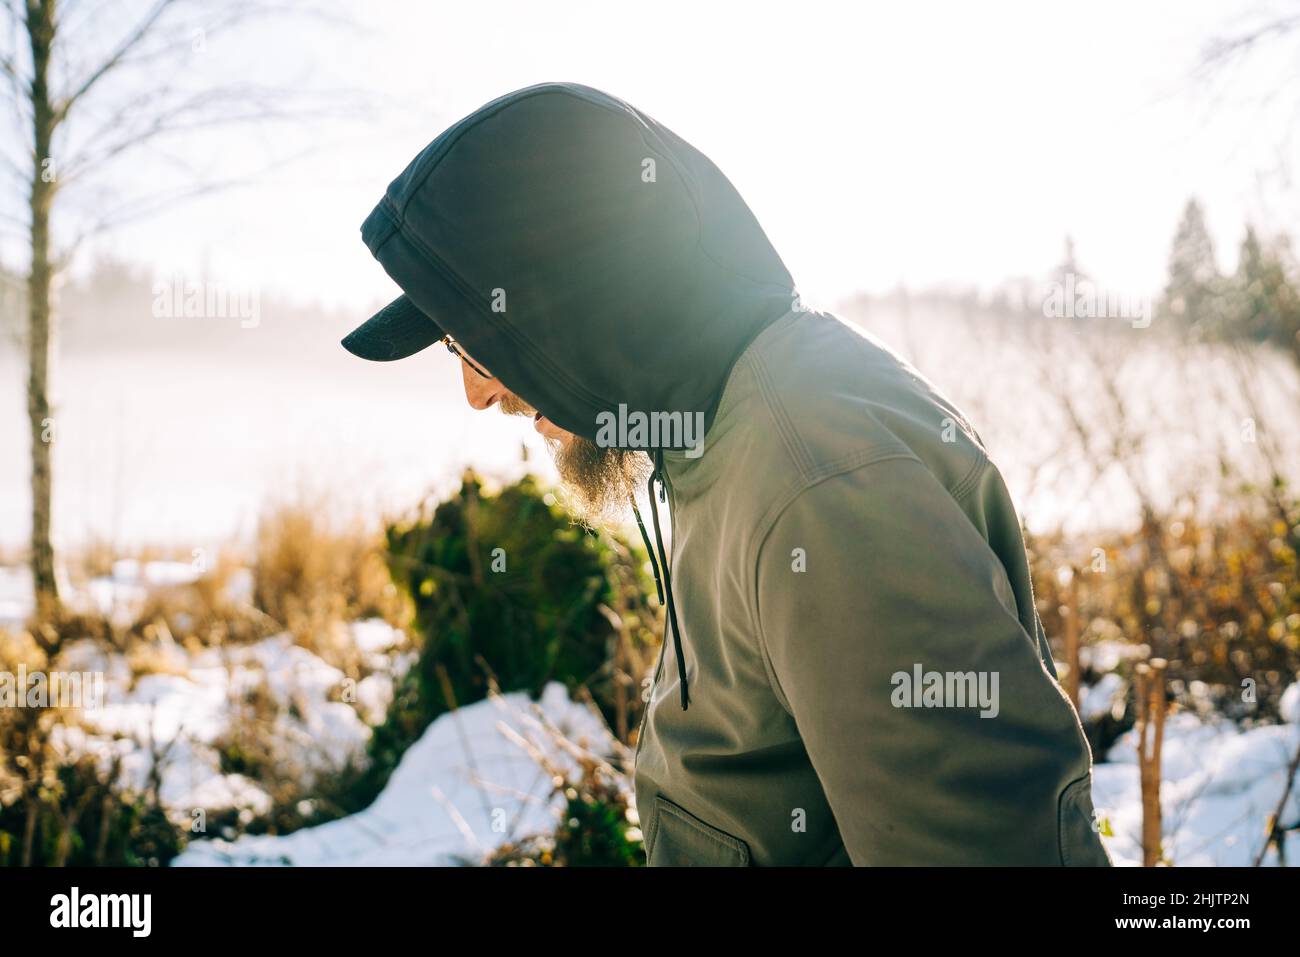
[54,0,178,122]
[51,130,344,269]
[0,0,370,617]
[1198,12,1300,75]
[58,81,365,185]
[1253,734,1300,866]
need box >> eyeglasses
[442,335,492,379]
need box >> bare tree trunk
[26,0,59,617]
[7,0,357,620]
[1135,658,1167,866]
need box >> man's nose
[461,360,504,410]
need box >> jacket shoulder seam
[749,347,815,480]
[950,448,990,506]
[747,450,925,715]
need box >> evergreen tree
[1051,234,1089,286]
[1233,226,1300,360]
[1161,198,1222,333]
[1235,226,1270,341]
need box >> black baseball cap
[341,293,443,362]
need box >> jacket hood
[360,81,797,448]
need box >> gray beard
[498,396,649,527]
[546,436,650,530]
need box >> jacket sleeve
[754,455,1109,865]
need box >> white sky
[13,0,1300,314]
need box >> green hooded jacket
[633,305,1113,866]
[353,81,1112,867]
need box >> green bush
[345,472,658,814]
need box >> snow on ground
[0,559,241,631]
[172,682,615,866]
[6,560,618,866]
[0,565,33,631]
[1080,672,1125,722]
[166,668,1298,866]
[6,560,1298,866]
[52,616,409,829]
[1094,683,1300,866]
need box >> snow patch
[1094,686,1300,866]
[172,682,614,866]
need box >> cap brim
[341,294,444,361]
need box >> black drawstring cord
[631,499,664,606]
[630,450,689,711]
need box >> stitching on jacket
[748,450,924,716]
[651,795,751,865]
[949,448,989,506]
[750,349,815,480]
[1057,772,1093,867]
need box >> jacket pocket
[646,795,751,867]
[1058,774,1113,867]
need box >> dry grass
[1030,497,1300,723]
[251,500,408,676]
[0,498,417,862]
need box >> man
[341,82,1112,867]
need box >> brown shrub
[252,501,407,675]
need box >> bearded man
[341,82,1111,868]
